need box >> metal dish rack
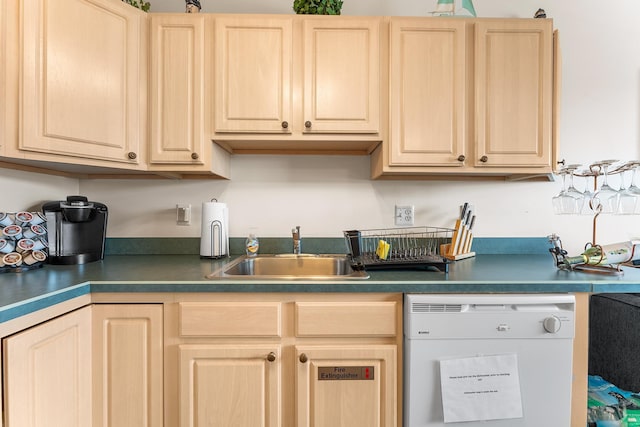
[344,227,453,273]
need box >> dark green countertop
[1,253,640,323]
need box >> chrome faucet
[292,226,301,254]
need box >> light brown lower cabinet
[2,294,400,427]
[3,306,92,427]
[2,303,163,427]
[167,294,402,427]
[296,345,397,427]
[92,304,164,427]
[178,344,282,426]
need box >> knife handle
[449,219,464,256]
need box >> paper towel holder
[200,198,229,259]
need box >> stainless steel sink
[206,254,369,280]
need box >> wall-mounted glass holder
[550,160,640,275]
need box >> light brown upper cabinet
[213,15,382,154]
[148,14,230,178]
[372,17,556,180]
[149,15,206,167]
[3,0,147,171]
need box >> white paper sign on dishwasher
[439,353,523,423]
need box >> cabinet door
[214,16,293,134]
[19,0,144,165]
[475,19,553,168]
[302,18,380,134]
[179,344,281,427]
[149,15,206,166]
[0,0,9,155]
[3,306,92,427]
[92,304,164,427]
[296,345,397,427]
[388,18,467,166]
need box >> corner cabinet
[1,303,163,427]
[372,17,558,180]
[4,0,147,170]
[3,306,92,427]
[164,294,402,427]
[213,15,382,154]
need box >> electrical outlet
[395,205,414,226]
[176,204,191,226]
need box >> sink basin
[206,254,369,280]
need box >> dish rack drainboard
[344,227,453,273]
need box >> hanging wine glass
[591,160,619,214]
[628,162,640,196]
[565,164,585,212]
[578,167,596,215]
[617,161,640,214]
[552,166,583,215]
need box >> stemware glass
[565,164,585,210]
[628,162,640,196]
[552,166,583,215]
[617,161,640,214]
[578,167,596,215]
[591,160,619,214]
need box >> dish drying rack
[344,227,453,273]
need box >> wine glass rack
[551,160,640,275]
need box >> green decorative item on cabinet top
[122,0,150,12]
[293,0,343,15]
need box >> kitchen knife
[462,215,476,253]
[449,203,469,256]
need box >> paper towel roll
[200,201,228,258]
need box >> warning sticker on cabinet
[318,366,374,381]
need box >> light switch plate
[176,204,191,226]
[395,205,414,226]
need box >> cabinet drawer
[179,302,282,337]
[295,302,397,337]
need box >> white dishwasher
[404,294,575,427]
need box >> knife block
[442,212,476,261]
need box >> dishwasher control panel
[404,294,575,340]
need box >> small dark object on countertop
[186,0,201,13]
[534,8,547,18]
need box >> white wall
[4,0,640,255]
[0,169,79,211]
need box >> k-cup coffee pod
[0,213,13,227]
[3,252,22,267]
[22,224,46,239]
[14,211,34,226]
[30,212,46,225]
[31,238,46,250]
[0,238,15,254]
[23,250,46,265]
[16,238,35,253]
[2,225,22,240]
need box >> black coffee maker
[42,195,108,265]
